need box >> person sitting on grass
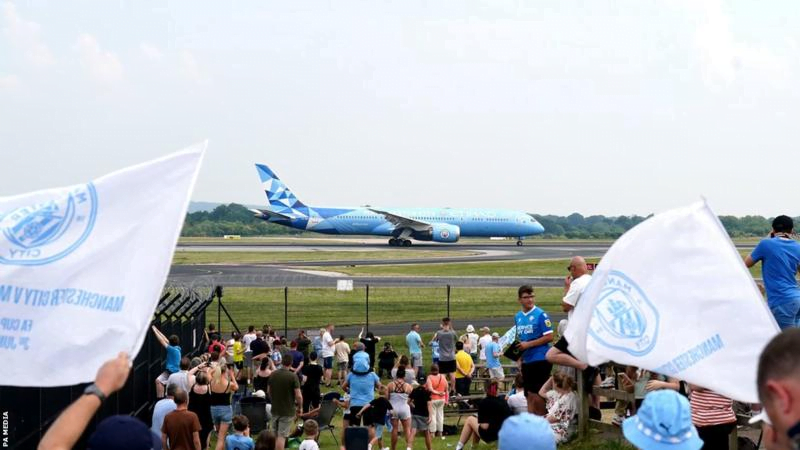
[507,374,529,415]
[355,385,393,450]
[538,373,578,444]
[454,381,512,450]
[226,415,254,450]
[377,342,398,379]
[298,419,319,450]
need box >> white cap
[253,390,266,398]
[466,325,475,333]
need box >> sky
[1,0,799,216]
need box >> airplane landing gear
[388,238,412,247]
[516,240,524,246]
[402,239,412,247]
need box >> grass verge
[206,287,563,330]
[172,250,477,265]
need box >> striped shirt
[690,390,736,427]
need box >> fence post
[446,284,451,318]
[284,287,288,337]
[578,369,589,438]
[366,284,370,333]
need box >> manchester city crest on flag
[0,183,98,266]
[589,270,659,356]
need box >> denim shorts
[210,405,232,424]
[771,299,800,330]
[323,356,334,369]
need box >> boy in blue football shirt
[746,215,800,329]
[513,285,553,415]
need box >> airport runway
[169,241,755,288]
[169,242,612,288]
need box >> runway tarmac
[169,240,755,288]
[169,241,612,288]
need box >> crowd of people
[36,216,800,449]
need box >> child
[538,373,578,444]
[356,385,394,450]
[430,339,440,366]
[226,415,254,450]
[298,419,319,450]
[409,385,433,450]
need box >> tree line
[181,203,794,239]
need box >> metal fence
[2,284,214,449]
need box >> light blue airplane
[251,164,545,246]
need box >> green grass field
[205,287,563,331]
[317,259,599,277]
[311,251,774,279]
[171,250,476,265]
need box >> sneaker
[599,377,615,388]
[611,414,624,426]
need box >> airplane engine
[428,223,460,243]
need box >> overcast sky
[2,1,798,216]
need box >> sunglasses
[567,265,575,271]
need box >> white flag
[0,143,205,387]
[564,200,779,403]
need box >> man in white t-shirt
[321,324,336,387]
[478,327,492,361]
[547,256,591,365]
[546,256,601,401]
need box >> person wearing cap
[161,388,202,450]
[753,328,800,450]
[622,389,703,450]
[485,333,504,381]
[745,215,800,330]
[465,325,479,363]
[38,352,143,450]
[498,413,556,450]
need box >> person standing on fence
[513,285,554,416]
[406,323,425,379]
[268,353,303,450]
[152,324,183,399]
[321,324,336,387]
[745,215,800,329]
[435,318,458,394]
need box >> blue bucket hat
[498,413,556,450]
[623,390,703,450]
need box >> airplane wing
[368,208,430,230]
[250,208,293,220]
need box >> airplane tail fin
[255,164,308,216]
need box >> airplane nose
[531,222,545,234]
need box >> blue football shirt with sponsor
[514,307,553,363]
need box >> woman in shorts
[387,366,413,450]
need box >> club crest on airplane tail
[0,183,98,266]
[589,270,659,357]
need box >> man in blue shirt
[406,323,424,378]
[746,215,800,330]
[485,333,504,381]
[513,285,553,415]
[152,325,182,398]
